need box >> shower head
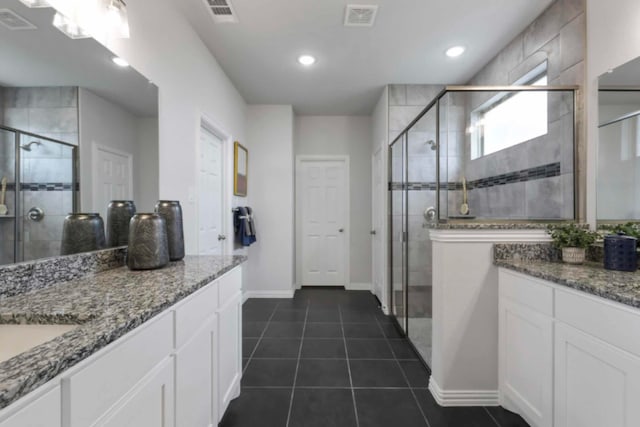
[20,141,41,152]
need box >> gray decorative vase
[126,213,169,270]
[107,200,136,247]
[154,200,185,261]
[61,213,107,255]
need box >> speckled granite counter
[495,254,640,310]
[0,255,246,410]
[426,222,584,230]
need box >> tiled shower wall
[387,0,584,221]
[1,87,78,263]
[462,0,584,219]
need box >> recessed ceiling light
[445,46,466,58]
[298,55,316,66]
[112,56,129,67]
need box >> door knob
[217,234,226,241]
[370,230,376,235]
[339,228,344,233]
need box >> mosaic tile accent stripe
[470,162,560,190]
[5,183,80,191]
[389,162,561,191]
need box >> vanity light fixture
[52,11,90,39]
[47,0,130,40]
[112,56,129,67]
[445,46,466,58]
[298,55,316,66]
[19,0,51,7]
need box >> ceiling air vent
[0,9,36,30]
[344,5,378,27]
[205,0,238,23]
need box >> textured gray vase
[107,200,136,247]
[61,213,107,255]
[154,200,185,261]
[126,213,170,270]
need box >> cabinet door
[555,322,640,427]
[217,293,242,420]
[176,317,217,427]
[499,298,553,427]
[0,386,60,427]
[96,358,174,427]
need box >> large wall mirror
[0,0,158,265]
[597,57,640,223]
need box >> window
[470,68,548,159]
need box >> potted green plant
[547,224,598,264]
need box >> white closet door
[198,128,223,255]
[299,159,348,286]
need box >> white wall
[294,115,372,288]
[135,117,159,212]
[78,88,151,216]
[99,0,247,255]
[245,105,295,296]
[586,0,640,225]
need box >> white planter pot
[562,247,586,264]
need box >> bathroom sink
[0,324,79,363]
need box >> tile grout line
[483,407,503,427]
[242,302,280,375]
[374,314,432,427]
[339,304,361,427]
[285,303,310,427]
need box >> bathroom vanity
[496,252,640,427]
[0,252,246,427]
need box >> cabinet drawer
[175,283,218,349]
[65,312,173,427]
[556,289,640,358]
[499,269,554,316]
[218,267,242,307]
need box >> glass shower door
[19,134,76,262]
[0,129,17,265]
[406,108,437,366]
[390,134,407,333]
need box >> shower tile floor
[220,288,529,427]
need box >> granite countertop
[427,222,582,230]
[0,255,246,410]
[496,259,640,309]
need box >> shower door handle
[424,207,436,222]
[27,207,45,222]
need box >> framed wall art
[234,141,248,196]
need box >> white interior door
[93,146,132,218]
[198,127,224,255]
[372,148,383,301]
[299,158,348,286]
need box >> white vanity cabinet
[216,266,243,421]
[174,283,219,427]
[0,386,61,427]
[498,269,554,427]
[0,264,244,427]
[499,268,640,427]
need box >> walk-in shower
[389,85,578,366]
[0,125,77,265]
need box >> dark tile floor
[220,288,529,427]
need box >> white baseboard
[346,282,372,291]
[428,377,499,407]
[243,290,295,300]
